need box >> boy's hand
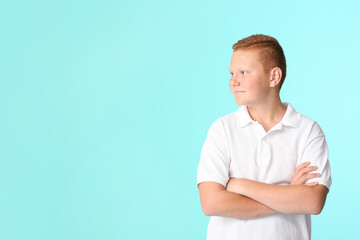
[290,161,320,186]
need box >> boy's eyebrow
[229,66,246,72]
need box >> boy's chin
[235,99,247,106]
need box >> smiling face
[229,49,275,106]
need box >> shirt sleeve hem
[196,178,228,189]
[317,180,331,191]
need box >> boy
[196,34,332,240]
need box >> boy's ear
[269,67,282,88]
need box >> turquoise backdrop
[1,0,359,239]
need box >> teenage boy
[196,34,332,240]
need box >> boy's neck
[246,97,287,130]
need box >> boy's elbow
[198,182,225,216]
[308,196,326,215]
[201,195,218,216]
[200,199,212,216]
[309,185,329,215]
[203,205,213,216]
[309,207,320,215]
[310,203,325,215]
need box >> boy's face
[229,49,273,106]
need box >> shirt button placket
[255,121,264,166]
[261,139,271,165]
[257,138,271,166]
[255,121,271,166]
[256,139,262,166]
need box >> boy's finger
[297,161,311,169]
[303,166,319,174]
[306,173,321,180]
[305,182,318,186]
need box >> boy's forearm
[229,178,317,215]
[208,189,279,220]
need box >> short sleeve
[298,122,332,191]
[196,119,230,189]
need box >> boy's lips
[235,91,245,94]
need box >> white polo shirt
[196,102,332,240]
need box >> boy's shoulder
[211,110,238,129]
[292,107,325,136]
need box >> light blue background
[0,0,359,239]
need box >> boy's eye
[241,71,248,75]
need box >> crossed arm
[225,178,328,215]
[198,162,329,219]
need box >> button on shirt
[196,102,332,240]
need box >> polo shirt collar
[236,102,301,128]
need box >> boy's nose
[232,77,240,85]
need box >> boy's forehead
[233,49,260,59]
[230,49,261,69]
